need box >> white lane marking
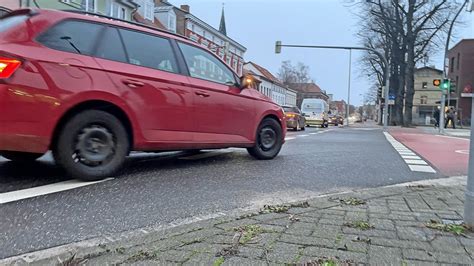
[285,137,296,141]
[399,152,417,156]
[455,150,469,154]
[383,132,436,173]
[404,159,428,165]
[401,155,421,160]
[179,150,232,160]
[297,134,310,137]
[408,165,437,173]
[309,133,318,135]
[0,179,113,204]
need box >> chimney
[180,5,190,13]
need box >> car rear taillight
[0,58,21,79]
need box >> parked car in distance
[301,98,329,128]
[283,105,305,131]
[0,9,286,181]
[328,114,344,126]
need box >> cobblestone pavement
[4,180,473,265]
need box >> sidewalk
[3,177,473,265]
[420,127,471,139]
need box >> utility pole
[464,0,474,230]
[275,42,390,131]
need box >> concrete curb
[1,176,467,265]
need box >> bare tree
[277,60,312,85]
[356,0,453,126]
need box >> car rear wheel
[0,151,43,162]
[247,118,283,160]
[53,110,129,181]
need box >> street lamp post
[275,42,390,130]
[347,50,352,126]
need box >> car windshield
[1,1,472,264]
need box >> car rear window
[0,15,28,32]
[37,20,104,56]
[283,107,297,112]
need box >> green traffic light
[441,79,450,90]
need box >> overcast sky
[169,0,474,105]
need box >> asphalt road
[0,124,443,259]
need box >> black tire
[53,110,129,181]
[247,118,283,160]
[0,151,43,162]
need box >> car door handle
[195,90,210,97]
[122,79,144,88]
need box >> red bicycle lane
[389,128,469,177]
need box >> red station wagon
[0,9,285,181]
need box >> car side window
[119,29,179,73]
[94,27,127,63]
[178,42,236,85]
[37,20,104,55]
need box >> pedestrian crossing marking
[384,132,436,174]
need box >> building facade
[243,62,287,106]
[285,88,297,107]
[288,83,329,109]
[2,0,138,20]
[154,1,246,75]
[448,39,474,125]
[412,67,443,125]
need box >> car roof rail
[61,9,183,39]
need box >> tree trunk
[404,0,415,127]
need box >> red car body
[0,9,285,179]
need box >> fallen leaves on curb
[262,204,290,213]
[58,254,88,266]
[425,219,469,236]
[339,197,366,206]
[289,214,300,222]
[233,224,264,244]
[344,221,374,230]
[261,201,310,214]
[295,257,355,266]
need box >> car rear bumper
[305,119,324,125]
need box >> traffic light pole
[275,43,390,130]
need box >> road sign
[388,94,395,100]
[388,99,395,105]
[462,93,474,98]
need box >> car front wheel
[53,110,129,181]
[247,118,283,160]
[0,151,43,162]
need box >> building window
[420,96,428,105]
[168,13,176,33]
[142,1,154,20]
[81,0,96,12]
[110,2,127,19]
[422,82,428,89]
[450,57,454,73]
[457,53,460,70]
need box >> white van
[301,98,329,127]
